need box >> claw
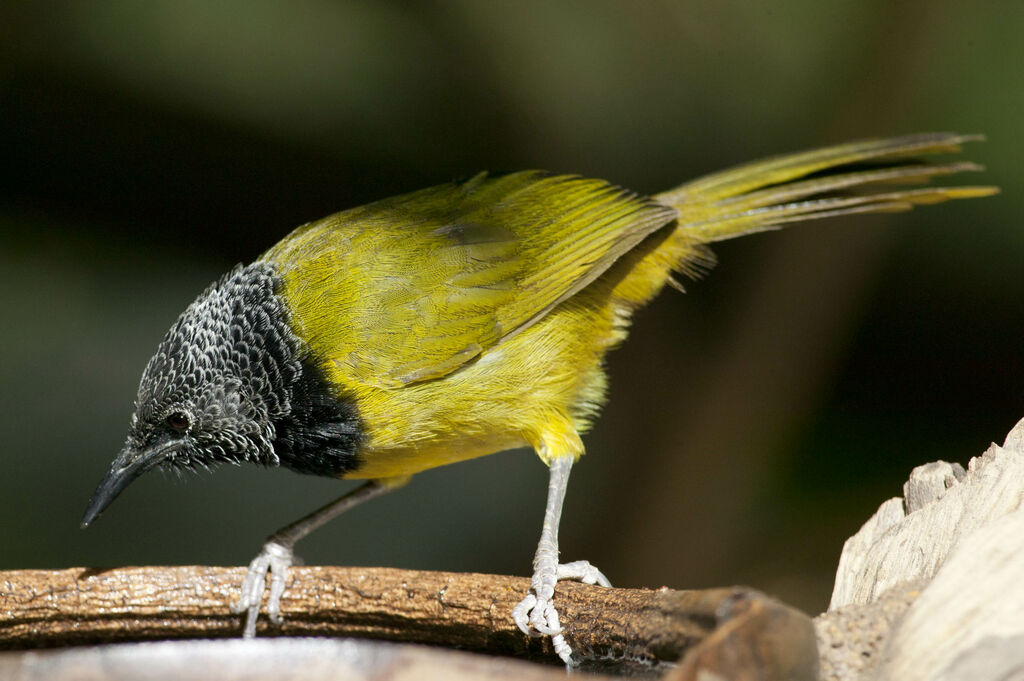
[511,592,538,636]
[222,482,392,638]
[514,559,611,666]
[231,540,294,637]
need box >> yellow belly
[334,285,623,480]
[343,432,528,479]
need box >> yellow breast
[331,281,621,479]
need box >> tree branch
[0,566,817,677]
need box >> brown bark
[0,566,817,677]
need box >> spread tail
[656,132,998,244]
[609,133,997,309]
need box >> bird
[82,133,995,665]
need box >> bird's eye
[166,412,191,432]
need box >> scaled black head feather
[128,263,361,474]
[129,263,301,469]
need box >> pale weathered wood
[829,417,1024,609]
[879,508,1024,680]
[0,565,817,678]
[818,416,1024,681]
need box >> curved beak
[81,443,172,528]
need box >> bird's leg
[232,479,399,637]
[512,455,612,666]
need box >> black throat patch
[270,352,364,477]
[258,265,364,477]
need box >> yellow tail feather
[610,133,997,310]
[655,133,998,244]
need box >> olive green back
[261,171,676,390]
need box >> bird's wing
[262,171,676,389]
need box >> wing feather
[262,171,676,389]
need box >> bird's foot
[231,540,294,637]
[512,559,612,665]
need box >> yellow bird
[82,133,995,665]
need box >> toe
[529,599,561,636]
[551,633,574,667]
[557,560,612,587]
[242,604,259,638]
[512,593,537,636]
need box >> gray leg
[232,480,395,637]
[511,456,611,665]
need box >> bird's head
[81,264,309,528]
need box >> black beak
[81,443,171,528]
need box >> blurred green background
[1,1,1021,616]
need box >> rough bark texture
[0,566,818,679]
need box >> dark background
[1,1,1021,614]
